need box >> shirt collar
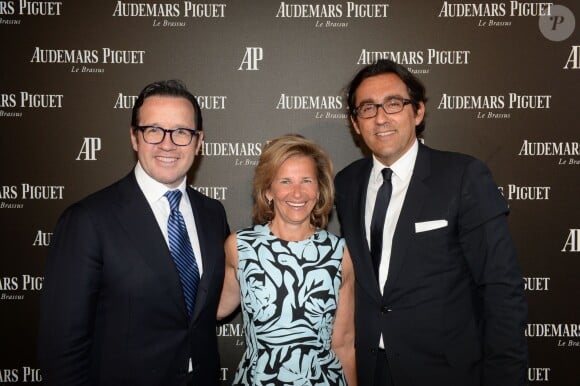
[371,139,419,184]
[134,161,187,205]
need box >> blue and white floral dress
[232,223,348,386]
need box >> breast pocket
[410,221,462,270]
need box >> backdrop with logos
[0,1,578,384]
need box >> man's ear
[414,101,425,126]
[130,127,138,151]
[194,131,204,154]
[350,116,361,135]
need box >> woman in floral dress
[218,134,357,385]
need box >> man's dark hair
[347,59,427,135]
[131,79,202,131]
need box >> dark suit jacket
[38,171,229,386]
[335,143,527,386]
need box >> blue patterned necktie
[165,190,200,318]
[370,168,393,280]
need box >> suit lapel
[114,173,188,319]
[187,188,214,322]
[383,144,431,298]
[351,160,384,299]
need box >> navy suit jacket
[38,171,229,386]
[335,143,527,386]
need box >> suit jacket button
[381,306,391,314]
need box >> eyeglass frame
[134,125,201,146]
[353,97,413,119]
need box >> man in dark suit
[38,80,229,385]
[334,59,528,386]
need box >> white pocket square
[415,220,448,233]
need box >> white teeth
[158,157,177,162]
[287,202,306,207]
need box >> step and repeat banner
[1,1,578,384]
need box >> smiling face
[266,155,319,232]
[351,73,425,166]
[130,95,203,188]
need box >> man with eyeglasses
[334,59,528,386]
[38,80,229,385]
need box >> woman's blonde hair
[252,134,334,229]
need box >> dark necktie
[370,168,393,279]
[165,190,200,318]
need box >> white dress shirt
[365,140,418,349]
[134,162,204,276]
[365,140,419,292]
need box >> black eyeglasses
[135,125,200,146]
[354,97,412,119]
